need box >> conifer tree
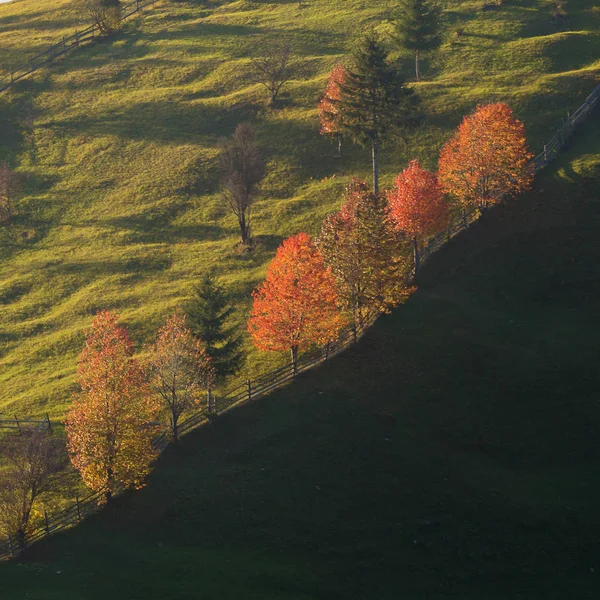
[392,0,442,82]
[186,272,244,379]
[339,34,419,195]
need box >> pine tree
[186,272,244,379]
[339,34,419,195]
[392,0,443,82]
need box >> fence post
[44,510,50,535]
[14,415,20,433]
[247,379,252,402]
[46,413,52,434]
[76,495,82,522]
[8,534,14,558]
[75,30,79,46]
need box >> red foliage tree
[318,64,348,156]
[65,311,158,502]
[438,103,533,211]
[387,159,449,275]
[248,232,345,374]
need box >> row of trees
[64,272,244,502]
[0,274,243,545]
[249,100,533,373]
[0,99,534,547]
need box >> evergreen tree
[392,0,442,82]
[186,273,243,378]
[339,34,419,195]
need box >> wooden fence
[0,414,52,433]
[0,0,160,94]
[0,81,599,561]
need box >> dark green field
[1,111,598,598]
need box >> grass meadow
[0,0,597,420]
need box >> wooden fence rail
[0,0,160,94]
[0,78,598,561]
[0,414,52,433]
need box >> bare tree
[249,38,297,106]
[77,0,123,36]
[0,430,66,548]
[0,162,22,224]
[220,123,266,247]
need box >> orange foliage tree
[318,179,413,338]
[147,313,215,443]
[65,311,159,503]
[438,103,533,211]
[387,159,449,276]
[248,232,345,374]
[318,64,348,157]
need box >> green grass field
[1,106,599,599]
[0,0,598,418]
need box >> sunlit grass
[0,0,598,418]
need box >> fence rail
[0,414,52,433]
[0,0,160,94]
[0,76,598,561]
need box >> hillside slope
[1,110,599,599]
[0,0,599,417]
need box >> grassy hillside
[1,109,599,599]
[0,0,599,418]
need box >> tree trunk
[412,236,420,280]
[372,141,379,196]
[290,345,298,377]
[239,211,249,245]
[171,405,179,445]
[106,466,113,504]
[207,385,214,413]
[415,50,421,82]
[338,137,342,158]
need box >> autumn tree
[387,159,449,277]
[65,311,158,503]
[0,162,22,224]
[220,123,266,247]
[249,37,298,106]
[248,232,345,375]
[338,33,419,195]
[78,0,122,35]
[147,313,215,440]
[318,64,348,157]
[392,0,443,81]
[0,430,65,548]
[186,272,243,379]
[438,103,534,212]
[318,179,413,339]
